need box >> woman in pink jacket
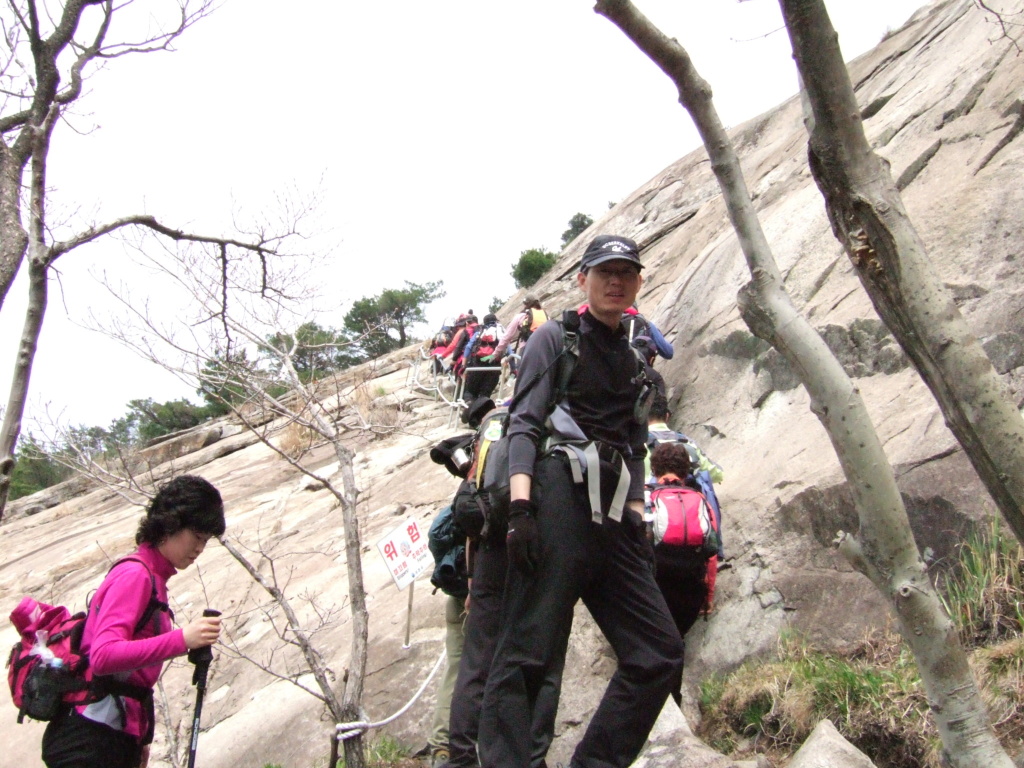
[42,475,226,768]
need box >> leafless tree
[53,432,371,766]
[777,0,1024,548]
[216,507,349,713]
[595,1,1014,766]
[0,0,285,521]
[974,0,1024,50]
[89,235,430,767]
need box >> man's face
[577,260,643,318]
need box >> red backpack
[7,557,168,723]
[469,322,502,365]
[648,483,720,559]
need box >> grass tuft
[697,520,1024,767]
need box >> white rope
[335,646,448,741]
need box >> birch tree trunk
[778,0,1024,545]
[328,434,368,768]
[0,258,48,514]
[593,1,1013,765]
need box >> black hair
[650,442,692,480]
[136,475,226,545]
[649,390,670,422]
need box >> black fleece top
[507,310,647,501]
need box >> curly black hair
[136,475,226,545]
[650,442,692,481]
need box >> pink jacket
[77,544,186,741]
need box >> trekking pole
[186,609,221,768]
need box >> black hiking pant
[654,548,709,705]
[43,709,142,768]
[478,455,684,768]
[446,539,563,768]
[463,365,500,401]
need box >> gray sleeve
[507,320,565,478]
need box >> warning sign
[376,517,432,590]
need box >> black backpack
[473,310,653,526]
[432,328,454,349]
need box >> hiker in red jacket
[42,475,226,768]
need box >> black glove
[506,499,540,574]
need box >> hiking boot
[430,748,450,768]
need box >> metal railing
[407,349,520,428]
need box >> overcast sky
[0,0,927,431]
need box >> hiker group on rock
[425,234,724,768]
[425,295,552,406]
[7,233,721,768]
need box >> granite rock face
[4,2,1024,766]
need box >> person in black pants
[648,442,717,706]
[442,529,564,768]
[478,235,684,768]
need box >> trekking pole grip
[187,609,221,672]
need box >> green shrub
[9,434,72,499]
[697,632,934,767]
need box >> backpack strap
[108,556,172,635]
[548,440,630,524]
[506,314,577,413]
[545,311,636,524]
[547,310,580,411]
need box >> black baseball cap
[580,235,643,271]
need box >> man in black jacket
[478,235,684,768]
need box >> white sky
[0,0,927,430]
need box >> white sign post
[376,516,433,648]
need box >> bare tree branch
[0,1,250,521]
[47,214,278,263]
[217,531,345,716]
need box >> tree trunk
[0,257,48,517]
[333,439,368,768]
[0,146,29,309]
[778,0,1024,546]
[593,2,1014,766]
